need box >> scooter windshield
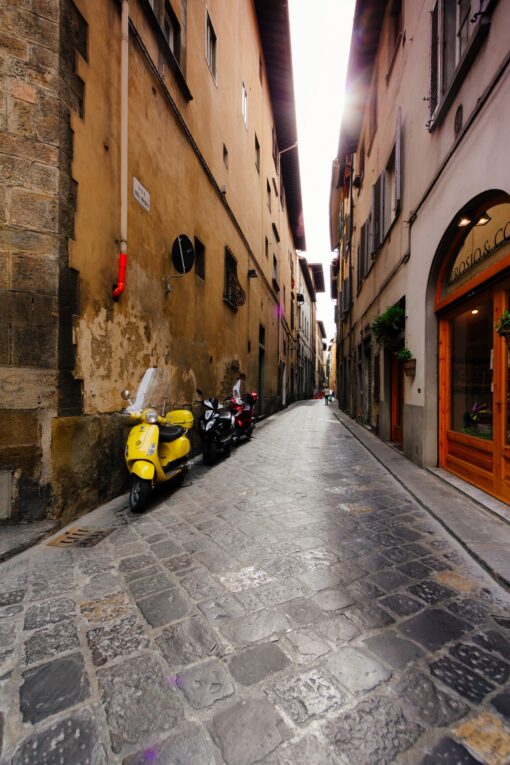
[124,367,168,412]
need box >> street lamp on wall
[457,211,492,228]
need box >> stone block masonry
[0,0,87,520]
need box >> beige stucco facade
[0,0,308,521]
[331,0,510,499]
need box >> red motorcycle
[226,391,258,444]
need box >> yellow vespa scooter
[121,390,193,513]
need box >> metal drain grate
[48,527,113,548]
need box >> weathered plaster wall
[46,0,301,518]
[68,0,297,416]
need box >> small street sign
[133,177,151,212]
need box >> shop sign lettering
[448,219,510,286]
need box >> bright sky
[289,0,356,343]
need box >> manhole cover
[48,527,113,548]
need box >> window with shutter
[163,2,181,64]
[223,248,246,309]
[375,108,403,244]
[360,219,372,278]
[429,0,487,121]
[206,11,217,80]
[442,0,457,93]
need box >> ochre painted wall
[48,0,302,518]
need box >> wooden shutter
[430,3,439,114]
[371,179,382,253]
[379,173,385,241]
[370,186,376,255]
[395,106,402,211]
[361,223,367,278]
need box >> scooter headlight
[144,409,158,424]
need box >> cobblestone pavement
[1,401,510,764]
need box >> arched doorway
[436,193,510,503]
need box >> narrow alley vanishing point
[1,401,510,764]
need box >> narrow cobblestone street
[1,401,510,764]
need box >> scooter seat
[158,424,184,443]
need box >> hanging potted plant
[495,310,510,338]
[371,305,405,349]
[396,347,416,377]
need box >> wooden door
[439,284,510,504]
[391,354,404,445]
[495,290,510,500]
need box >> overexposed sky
[289,0,356,342]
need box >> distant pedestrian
[324,388,330,405]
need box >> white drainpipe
[113,0,129,300]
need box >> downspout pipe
[113,0,129,301]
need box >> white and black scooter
[196,389,235,465]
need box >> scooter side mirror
[121,389,131,400]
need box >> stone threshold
[427,466,510,526]
[332,407,510,591]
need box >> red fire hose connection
[112,252,127,301]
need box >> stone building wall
[0,0,85,520]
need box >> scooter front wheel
[130,476,151,513]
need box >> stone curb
[0,521,59,564]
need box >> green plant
[371,305,405,348]
[495,310,510,336]
[396,347,413,362]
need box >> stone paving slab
[335,409,510,587]
[0,401,510,763]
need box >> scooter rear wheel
[130,477,151,513]
[203,442,218,465]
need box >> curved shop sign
[447,203,510,289]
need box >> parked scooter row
[197,388,258,465]
[121,387,258,513]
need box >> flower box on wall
[403,359,416,377]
